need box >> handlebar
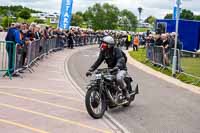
[95,68,119,74]
[86,68,119,77]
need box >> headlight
[95,74,102,80]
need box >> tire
[85,88,107,119]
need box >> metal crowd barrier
[0,41,16,79]
[146,45,181,70]
[21,38,60,72]
[71,35,102,47]
[179,50,200,85]
[1,35,102,79]
[146,45,200,85]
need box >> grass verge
[129,48,200,87]
[181,58,200,77]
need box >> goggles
[101,42,108,49]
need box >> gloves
[86,68,94,77]
[86,71,92,77]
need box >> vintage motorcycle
[85,68,139,119]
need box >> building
[156,19,200,51]
[137,22,152,28]
[31,12,59,24]
[48,13,59,24]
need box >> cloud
[0,0,199,19]
[0,0,61,13]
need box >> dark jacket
[34,32,41,40]
[90,47,127,71]
[154,38,163,46]
[68,32,74,44]
[162,39,169,48]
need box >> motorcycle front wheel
[85,88,106,119]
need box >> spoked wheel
[85,89,106,119]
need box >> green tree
[83,4,103,29]
[2,16,13,28]
[83,3,119,30]
[18,9,31,20]
[164,13,172,19]
[71,13,84,26]
[0,6,40,19]
[120,9,137,31]
[180,9,194,20]
[194,15,200,20]
[164,9,195,20]
[144,16,156,24]
[83,7,93,23]
[102,3,120,29]
[76,11,83,17]
[34,19,45,24]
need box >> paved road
[68,46,200,133]
[0,47,119,133]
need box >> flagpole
[172,0,181,77]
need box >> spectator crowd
[97,29,183,69]
[3,22,105,77]
[2,21,183,77]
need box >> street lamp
[138,7,143,32]
[138,7,143,21]
[172,0,181,77]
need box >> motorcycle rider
[86,36,130,99]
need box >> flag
[173,6,177,19]
[59,0,73,29]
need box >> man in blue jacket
[5,23,23,76]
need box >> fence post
[0,41,16,80]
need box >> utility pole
[172,0,181,77]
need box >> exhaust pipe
[135,84,139,94]
[130,84,139,96]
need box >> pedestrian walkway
[0,47,118,133]
[0,32,6,41]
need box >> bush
[34,19,45,24]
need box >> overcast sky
[0,0,199,19]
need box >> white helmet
[102,36,115,47]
